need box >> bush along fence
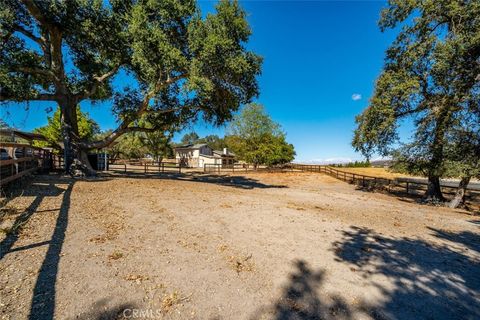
[290,163,480,202]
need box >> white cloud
[351,93,362,101]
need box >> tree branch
[20,0,51,29]
[155,73,187,91]
[78,73,189,149]
[13,66,57,80]
[77,65,122,100]
[0,92,57,102]
[13,24,45,46]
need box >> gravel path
[1,172,479,320]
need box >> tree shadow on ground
[352,182,480,214]
[332,226,480,320]
[428,227,480,255]
[74,299,136,320]
[0,175,67,261]
[250,260,358,320]
[103,172,288,189]
[28,178,74,320]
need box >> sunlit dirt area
[1,172,479,320]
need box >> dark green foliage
[33,106,100,151]
[180,132,200,145]
[197,135,227,151]
[0,0,261,172]
[352,0,480,200]
[226,103,295,166]
[179,132,227,150]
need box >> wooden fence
[0,143,59,186]
[108,162,182,174]
[203,163,294,173]
[290,163,480,201]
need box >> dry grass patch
[336,167,409,179]
[108,250,124,260]
[123,274,149,283]
[227,253,254,274]
[160,291,191,313]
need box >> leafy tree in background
[227,103,295,167]
[180,132,200,145]
[33,106,99,152]
[137,119,175,162]
[0,0,262,175]
[109,132,145,160]
[352,0,480,203]
[179,132,226,150]
[197,135,226,150]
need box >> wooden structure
[0,130,60,186]
[108,162,182,174]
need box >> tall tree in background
[179,132,226,150]
[137,119,175,162]
[0,0,261,175]
[227,103,295,167]
[353,0,480,202]
[197,135,226,151]
[180,132,200,145]
[33,106,100,152]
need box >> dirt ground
[0,172,479,320]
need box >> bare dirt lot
[1,172,479,320]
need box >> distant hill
[370,159,393,168]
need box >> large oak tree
[0,0,261,174]
[353,0,480,202]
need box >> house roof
[174,143,208,150]
[0,129,47,142]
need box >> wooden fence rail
[203,163,294,173]
[108,162,182,174]
[290,163,480,201]
[0,143,59,186]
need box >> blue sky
[2,0,408,163]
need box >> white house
[174,144,236,168]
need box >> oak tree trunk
[60,100,97,176]
[448,176,470,209]
[424,175,445,202]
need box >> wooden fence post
[406,182,409,194]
